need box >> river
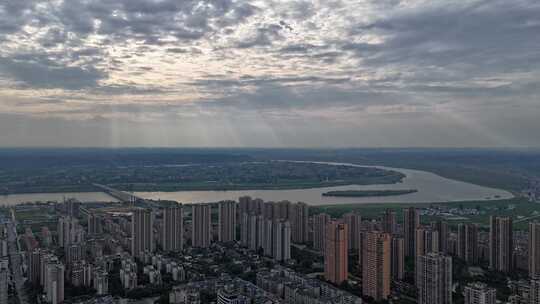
[0,162,514,206]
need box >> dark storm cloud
[54,0,258,44]
[348,0,540,76]
[194,77,408,111]
[0,54,104,90]
[279,44,315,54]
[1,0,540,147]
[0,0,37,36]
[0,0,260,90]
[165,47,202,55]
[275,42,344,63]
[38,28,69,48]
[194,75,351,88]
[1,0,259,47]
[236,24,285,48]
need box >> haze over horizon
[1,0,539,148]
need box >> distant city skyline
[1,0,539,147]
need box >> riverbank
[0,162,513,206]
[322,189,418,197]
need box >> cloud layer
[0,0,539,147]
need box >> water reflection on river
[0,163,513,206]
[136,163,513,205]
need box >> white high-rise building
[162,205,183,252]
[131,208,154,258]
[192,204,212,248]
[314,213,330,252]
[531,277,540,304]
[93,269,109,295]
[530,222,540,278]
[489,216,513,272]
[416,253,452,304]
[44,260,65,304]
[58,216,82,247]
[87,212,103,235]
[263,219,273,256]
[343,212,361,250]
[290,202,309,244]
[273,220,291,261]
[0,261,8,304]
[464,282,496,304]
[218,201,236,242]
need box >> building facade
[362,232,391,301]
[530,222,540,278]
[218,201,237,242]
[324,221,348,285]
[314,213,330,252]
[290,202,309,244]
[391,237,405,281]
[131,208,154,258]
[464,282,496,304]
[343,212,361,250]
[458,223,479,264]
[382,209,397,235]
[192,204,212,248]
[162,204,183,252]
[416,253,452,304]
[404,207,420,257]
[489,216,513,272]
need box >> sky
[0,0,539,148]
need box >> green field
[1,161,405,194]
[14,208,56,222]
[312,196,540,231]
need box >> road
[515,213,540,223]
[6,220,29,304]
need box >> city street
[6,221,29,304]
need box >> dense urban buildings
[131,208,154,257]
[238,196,263,218]
[324,220,348,284]
[489,216,513,272]
[257,266,362,304]
[6,191,540,304]
[416,253,452,304]
[162,204,184,252]
[238,197,301,259]
[362,232,391,301]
